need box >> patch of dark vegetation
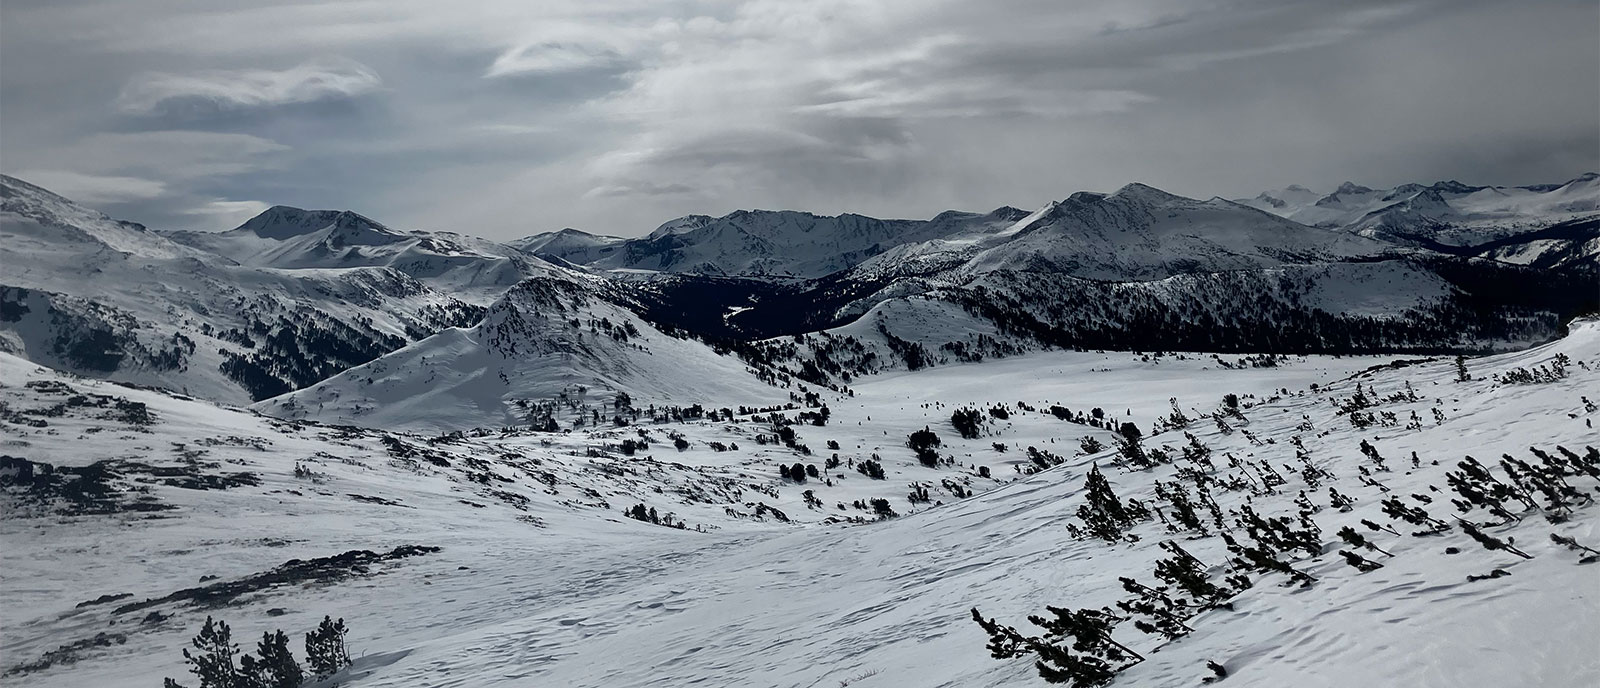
[1350,357,1440,379]
[113,545,441,615]
[2,632,127,677]
[347,493,410,508]
[0,455,173,516]
[218,307,409,401]
[2,455,263,516]
[117,461,261,491]
[4,381,158,428]
[76,592,134,608]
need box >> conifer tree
[305,616,351,679]
[168,616,239,688]
[1153,543,1233,608]
[972,606,1141,687]
[241,630,303,688]
[1076,465,1136,542]
[1115,422,1150,469]
[1339,550,1385,572]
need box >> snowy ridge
[587,206,1028,278]
[168,206,552,304]
[509,228,628,266]
[948,183,1391,281]
[255,275,791,431]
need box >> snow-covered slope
[255,275,791,431]
[5,317,1596,688]
[510,228,628,266]
[167,206,550,304]
[0,175,485,404]
[947,183,1391,281]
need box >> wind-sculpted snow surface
[3,320,1597,687]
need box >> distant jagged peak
[928,206,1025,224]
[1427,180,1485,194]
[1334,181,1375,195]
[929,209,979,222]
[1105,181,1189,205]
[647,214,716,239]
[1064,191,1107,206]
[987,205,1030,220]
[234,205,398,240]
[552,227,600,238]
[1382,183,1427,201]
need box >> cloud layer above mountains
[2,0,1595,236]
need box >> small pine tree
[1339,550,1385,573]
[1455,355,1471,382]
[972,606,1139,688]
[1115,422,1150,469]
[244,630,303,688]
[1116,577,1193,640]
[171,616,239,688]
[951,408,984,439]
[1076,465,1136,542]
[1079,436,1105,455]
[1152,547,1232,608]
[908,426,943,466]
[304,616,351,679]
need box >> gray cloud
[9,170,168,205]
[1,0,1594,239]
[116,58,382,115]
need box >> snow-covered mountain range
[0,176,485,404]
[1237,173,1600,249]
[2,171,1595,428]
[167,205,547,303]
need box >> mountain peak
[235,205,394,240]
[1106,182,1184,204]
[1064,191,1107,206]
[1427,180,1483,194]
[1334,181,1374,195]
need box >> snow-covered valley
[4,320,1597,687]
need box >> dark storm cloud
[1,0,1594,238]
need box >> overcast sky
[2,0,1595,238]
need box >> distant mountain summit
[234,205,399,242]
[168,204,550,302]
[510,227,627,266]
